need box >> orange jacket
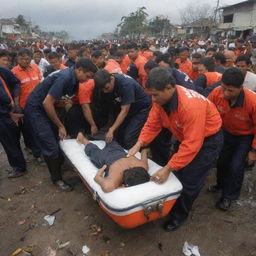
[141,50,153,61]
[104,59,122,74]
[120,55,130,74]
[208,86,256,148]
[204,72,222,87]
[78,79,95,105]
[139,86,222,170]
[134,55,148,88]
[12,64,42,109]
[188,70,200,81]
[176,58,192,76]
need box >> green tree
[148,16,172,38]
[16,15,26,26]
[118,7,148,40]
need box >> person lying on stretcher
[76,132,150,192]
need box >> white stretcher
[60,139,182,228]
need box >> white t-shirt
[243,71,256,92]
[31,58,49,74]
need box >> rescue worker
[208,68,256,210]
[187,53,202,82]
[175,47,192,76]
[0,67,26,178]
[64,44,78,68]
[44,52,67,78]
[128,67,223,231]
[127,43,147,88]
[24,58,97,191]
[93,70,151,149]
[12,48,42,162]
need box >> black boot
[44,156,72,192]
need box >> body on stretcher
[60,139,183,229]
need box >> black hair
[48,52,60,60]
[0,49,10,58]
[43,48,51,55]
[75,58,98,73]
[192,52,202,59]
[153,51,162,58]
[56,47,65,54]
[123,167,150,187]
[141,42,149,50]
[200,57,215,72]
[146,67,176,90]
[127,42,138,50]
[144,60,158,71]
[221,67,244,88]
[18,48,32,57]
[179,47,189,53]
[91,50,103,59]
[206,47,217,54]
[113,50,125,58]
[33,50,43,56]
[155,53,174,67]
[93,69,112,88]
[235,54,251,65]
[214,53,226,65]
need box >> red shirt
[78,79,95,104]
[12,64,42,109]
[176,58,192,76]
[208,86,256,148]
[141,50,153,61]
[204,72,222,87]
[139,85,222,170]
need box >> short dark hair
[94,69,111,88]
[75,58,98,73]
[155,53,174,67]
[200,57,215,72]
[127,42,138,50]
[0,49,10,58]
[206,47,217,54]
[235,54,251,65]
[91,50,103,59]
[222,67,244,88]
[214,53,226,65]
[18,48,32,57]
[123,167,150,187]
[144,60,158,71]
[179,47,189,53]
[43,48,51,55]
[146,67,176,90]
[141,42,149,50]
[192,52,202,59]
[48,52,60,60]
[33,50,43,56]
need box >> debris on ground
[57,240,70,249]
[44,215,56,226]
[182,241,200,256]
[82,244,90,255]
[89,223,102,236]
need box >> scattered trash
[57,241,70,249]
[45,246,57,256]
[182,241,200,256]
[8,197,12,201]
[90,224,102,236]
[17,220,26,225]
[120,241,126,247]
[158,242,163,251]
[82,244,90,255]
[12,248,23,256]
[44,215,55,226]
[14,186,28,195]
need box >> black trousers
[169,130,223,222]
[0,116,26,172]
[216,130,253,200]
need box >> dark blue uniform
[64,58,76,68]
[0,67,26,173]
[168,68,195,90]
[24,68,79,182]
[111,74,151,149]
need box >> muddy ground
[1,145,256,256]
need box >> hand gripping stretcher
[60,139,182,229]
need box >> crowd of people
[1,36,256,232]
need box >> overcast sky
[0,0,243,39]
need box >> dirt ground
[1,144,256,256]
